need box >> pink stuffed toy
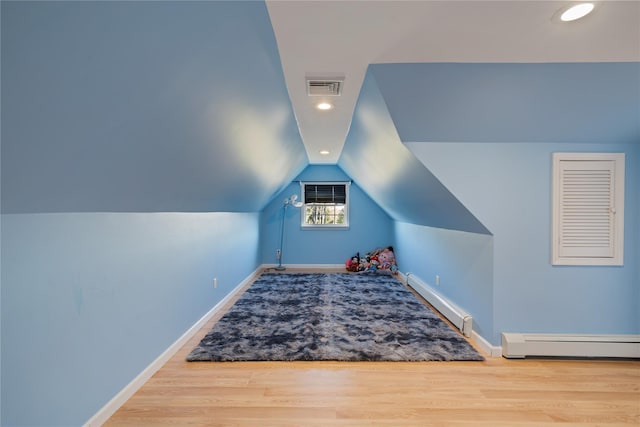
[378,247,397,272]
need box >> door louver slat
[558,162,614,257]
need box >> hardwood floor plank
[105,270,640,426]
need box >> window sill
[301,225,350,230]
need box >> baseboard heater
[404,273,473,337]
[502,333,640,359]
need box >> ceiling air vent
[306,78,343,96]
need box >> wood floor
[105,270,640,426]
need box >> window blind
[304,184,346,204]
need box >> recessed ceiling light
[559,2,595,22]
[319,150,330,155]
[316,102,333,111]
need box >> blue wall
[1,3,305,423]
[1,1,307,214]
[1,212,260,426]
[260,165,394,266]
[339,70,490,234]
[2,2,638,424]
[393,223,494,342]
[372,62,640,145]
[404,142,639,345]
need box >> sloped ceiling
[339,70,491,234]
[1,1,307,213]
[372,62,640,144]
[268,0,638,232]
[339,61,639,232]
[2,1,639,218]
[267,0,640,164]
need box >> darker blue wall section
[1,1,307,213]
[0,1,300,425]
[371,62,640,144]
[339,69,491,235]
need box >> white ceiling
[266,0,640,164]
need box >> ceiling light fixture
[319,150,330,155]
[558,2,595,22]
[316,102,333,110]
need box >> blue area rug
[187,272,484,362]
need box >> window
[300,182,350,228]
[552,153,625,266]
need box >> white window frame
[300,181,350,229]
[551,152,625,266]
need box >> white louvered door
[552,153,625,266]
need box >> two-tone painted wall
[405,141,639,346]
[1,2,305,425]
[340,64,639,347]
[2,1,639,426]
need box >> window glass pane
[336,206,345,224]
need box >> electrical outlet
[276,249,281,260]
[435,275,440,286]
[213,278,217,289]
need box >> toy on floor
[345,246,398,274]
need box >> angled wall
[340,67,494,344]
[1,1,307,214]
[0,2,303,425]
[373,62,640,145]
[339,69,490,235]
[369,62,640,345]
[408,142,639,345]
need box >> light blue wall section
[260,165,393,266]
[405,142,639,344]
[1,212,260,426]
[1,1,307,213]
[393,222,494,342]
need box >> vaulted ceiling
[2,1,639,229]
[267,0,640,163]
[2,1,306,213]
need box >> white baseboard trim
[398,272,501,357]
[83,267,262,427]
[400,272,473,337]
[502,333,640,359]
[262,263,345,270]
[472,331,502,358]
